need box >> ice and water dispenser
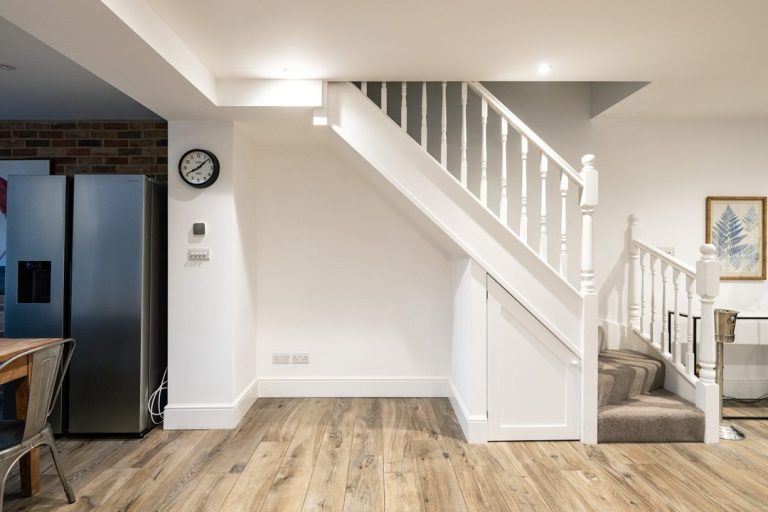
[17,261,52,303]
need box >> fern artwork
[706,197,767,280]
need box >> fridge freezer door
[69,175,148,434]
[4,175,69,432]
[5,175,69,338]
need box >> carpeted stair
[598,349,704,443]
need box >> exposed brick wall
[0,121,167,178]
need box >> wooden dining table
[0,338,64,497]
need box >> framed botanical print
[706,196,767,280]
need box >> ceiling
[148,0,768,117]
[1,0,766,119]
[143,0,768,118]
[0,17,160,120]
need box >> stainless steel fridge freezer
[68,175,166,435]
[4,174,166,436]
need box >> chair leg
[43,429,76,504]
[0,457,17,512]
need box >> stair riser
[598,416,704,443]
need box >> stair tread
[598,349,665,407]
[598,389,704,443]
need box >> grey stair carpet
[598,350,705,443]
[598,350,665,406]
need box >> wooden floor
[5,398,768,511]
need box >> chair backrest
[0,339,75,441]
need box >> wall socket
[188,247,211,261]
[272,353,291,364]
[272,353,310,364]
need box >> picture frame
[706,196,767,280]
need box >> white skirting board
[448,380,488,444]
[164,376,492,440]
[163,377,259,430]
[257,377,449,398]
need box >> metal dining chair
[0,339,76,510]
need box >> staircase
[324,81,721,444]
[598,350,704,442]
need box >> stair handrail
[627,214,720,442]
[467,82,583,189]
[632,239,696,278]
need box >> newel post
[627,214,641,330]
[696,243,720,443]
[579,154,598,444]
[580,155,598,294]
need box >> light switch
[193,222,206,235]
[188,248,211,261]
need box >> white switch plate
[292,353,310,364]
[188,248,211,261]
[272,353,291,364]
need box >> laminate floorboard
[4,398,767,511]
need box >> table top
[0,338,64,362]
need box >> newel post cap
[700,244,717,258]
[628,214,641,246]
[580,154,598,207]
[696,244,720,297]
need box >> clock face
[179,149,220,188]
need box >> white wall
[166,120,263,429]
[250,128,454,395]
[165,120,242,428]
[232,123,259,399]
[165,112,458,426]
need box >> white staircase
[326,81,599,443]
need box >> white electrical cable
[148,368,168,425]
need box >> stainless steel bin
[714,309,745,440]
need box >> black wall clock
[178,148,220,188]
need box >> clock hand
[186,158,210,176]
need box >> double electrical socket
[272,353,310,364]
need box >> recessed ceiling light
[537,63,552,75]
[0,63,16,71]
